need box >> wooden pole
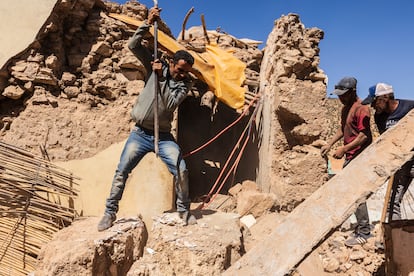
[382,174,395,223]
[153,0,159,157]
[181,7,194,41]
[200,14,210,45]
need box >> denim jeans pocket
[133,125,145,135]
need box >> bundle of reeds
[0,142,79,275]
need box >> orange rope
[198,94,262,209]
[203,126,251,209]
[198,120,250,209]
[182,93,261,158]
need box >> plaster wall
[0,0,57,70]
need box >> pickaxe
[153,0,159,157]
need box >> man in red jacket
[321,77,373,246]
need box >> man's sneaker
[178,211,197,226]
[344,232,371,247]
[97,213,116,232]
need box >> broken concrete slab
[224,110,414,275]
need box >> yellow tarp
[109,13,246,109]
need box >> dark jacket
[128,22,192,132]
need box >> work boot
[178,211,197,226]
[97,213,116,232]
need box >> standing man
[321,77,373,246]
[361,83,414,221]
[98,7,195,231]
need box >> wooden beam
[200,14,210,45]
[180,7,194,41]
[224,109,414,276]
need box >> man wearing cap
[321,76,373,247]
[362,83,414,221]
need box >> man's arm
[128,23,153,76]
[333,105,371,159]
[127,7,161,77]
[321,128,343,157]
[160,77,193,111]
[333,131,368,159]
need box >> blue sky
[114,0,412,100]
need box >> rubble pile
[33,217,147,275]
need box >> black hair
[379,93,395,100]
[173,50,194,66]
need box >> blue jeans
[104,125,190,215]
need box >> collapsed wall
[256,14,335,210]
[0,1,347,274]
[0,1,265,273]
[0,0,342,215]
[0,0,338,210]
[0,0,265,201]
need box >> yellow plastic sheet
[109,13,246,109]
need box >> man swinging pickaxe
[97,2,197,231]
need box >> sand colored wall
[0,0,57,69]
[56,140,175,228]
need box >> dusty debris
[127,210,243,276]
[33,216,147,276]
[0,0,405,275]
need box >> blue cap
[362,83,393,105]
